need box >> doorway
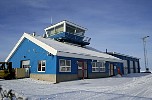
[109,64,114,76]
[21,60,30,77]
[77,60,88,79]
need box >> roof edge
[44,20,87,31]
[5,33,57,62]
[57,51,123,62]
[107,52,140,59]
[5,33,26,62]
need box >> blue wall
[56,56,92,74]
[8,38,124,76]
[56,56,123,75]
[106,61,124,75]
[8,38,57,74]
[107,53,140,73]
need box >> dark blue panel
[107,53,140,73]
[105,61,123,75]
[56,56,104,75]
[48,32,90,46]
[57,56,88,74]
[127,60,130,73]
[105,62,110,73]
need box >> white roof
[5,33,122,62]
[44,20,87,31]
[107,52,140,59]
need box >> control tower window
[66,24,85,36]
[55,24,64,33]
[46,24,64,37]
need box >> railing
[83,36,91,43]
[65,32,91,43]
[47,31,91,45]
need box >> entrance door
[21,60,30,77]
[77,61,87,79]
[123,60,128,74]
[109,64,114,76]
[130,61,134,73]
[135,61,138,73]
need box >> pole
[143,38,147,70]
[142,36,149,72]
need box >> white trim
[63,22,66,32]
[5,33,57,62]
[37,60,46,72]
[92,61,105,72]
[59,59,71,72]
[57,51,123,63]
[65,20,87,30]
[44,20,87,32]
[44,21,64,31]
[24,33,57,55]
[5,34,25,62]
[5,33,123,63]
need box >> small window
[78,62,82,69]
[38,60,46,72]
[92,61,105,72]
[60,60,65,66]
[59,59,71,72]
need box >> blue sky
[0,0,152,71]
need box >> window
[38,60,46,72]
[78,62,83,69]
[59,59,71,72]
[66,24,85,35]
[92,62,105,72]
[21,60,30,68]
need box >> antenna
[51,17,53,25]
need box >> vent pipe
[43,34,46,38]
[33,32,36,36]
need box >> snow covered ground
[0,73,152,100]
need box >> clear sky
[0,0,152,71]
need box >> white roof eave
[57,51,123,63]
[44,20,87,31]
[5,33,57,62]
[5,32,123,63]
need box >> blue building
[106,52,140,74]
[5,20,137,83]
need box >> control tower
[44,20,91,46]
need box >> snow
[33,34,122,61]
[0,73,152,100]
[6,33,122,62]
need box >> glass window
[37,60,46,72]
[38,61,41,71]
[78,62,82,69]
[60,60,65,66]
[55,24,64,33]
[66,60,70,66]
[42,61,46,66]
[59,59,71,72]
[92,61,105,72]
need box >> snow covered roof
[107,52,140,59]
[44,20,87,32]
[5,33,123,62]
